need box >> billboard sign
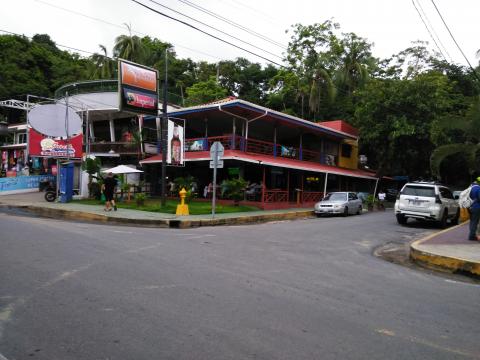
[28,128,83,158]
[166,119,184,166]
[118,60,159,115]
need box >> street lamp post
[161,48,169,207]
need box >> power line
[0,29,182,109]
[33,0,222,61]
[176,0,287,50]
[429,0,480,82]
[414,0,452,62]
[131,0,283,67]
[146,0,283,60]
[411,0,447,61]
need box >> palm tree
[308,67,336,118]
[90,44,115,79]
[113,24,146,63]
[336,33,372,95]
[430,99,480,178]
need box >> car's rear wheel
[343,206,349,217]
[396,214,407,225]
[439,210,448,228]
[356,205,362,215]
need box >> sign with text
[209,160,224,168]
[118,60,159,115]
[28,128,83,158]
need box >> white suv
[394,182,459,227]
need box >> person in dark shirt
[102,172,117,211]
[468,177,480,240]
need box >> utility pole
[161,48,168,207]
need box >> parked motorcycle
[44,181,57,202]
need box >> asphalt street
[0,210,479,360]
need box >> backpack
[458,185,475,209]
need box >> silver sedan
[314,192,363,216]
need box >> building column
[109,118,115,142]
[323,173,328,195]
[287,169,290,202]
[231,118,236,150]
[261,166,266,208]
[299,133,303,160]
[273,125,277,157]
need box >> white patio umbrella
[103,165,144,174]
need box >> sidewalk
[410,221,480,277]
[0,192,315,228]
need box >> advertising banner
[119,60,159,115]
[28,128,83,158]
[0,174,55,194]
[166,119,184,166]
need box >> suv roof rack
[411,180,444,185]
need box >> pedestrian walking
[102,172,117,212]
[378,190,386,210]
[468,177,480,241]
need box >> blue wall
[0,175,56,194]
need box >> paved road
[0,210,479,360]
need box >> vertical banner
[118,60,159,115]
[166,119,184,166]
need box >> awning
[140,150,378,180]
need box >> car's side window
[348,193,355,200]
[440,188,454,199]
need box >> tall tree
[113,24,146,63]
[90,44,115,79]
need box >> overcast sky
[3,0,479,68]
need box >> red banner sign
[29,129,83,158]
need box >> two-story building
[140,98,378,209]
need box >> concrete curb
[410,222,480,276]
[7,204,315,228]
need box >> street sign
[210,141,224,159]
[210,141,224,218]
[210,160,224,168]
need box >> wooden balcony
[184,135,338,166]
[90,141,139,155]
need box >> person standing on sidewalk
[468,177,480,241]
[378,190,386,210]
[102,172,118,212]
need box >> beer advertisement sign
[166,119,184,166]
[118,60,159,115]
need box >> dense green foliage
[1,23,479,183]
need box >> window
[341,143,352,158]
[17,132,26,144]
[440,187,454,199]
[402,185,435,197]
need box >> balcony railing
[90,141,139,155]
[183,135,338,166]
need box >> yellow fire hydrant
[175,188,190,216]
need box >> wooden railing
[245,138,275,156]
[90,142,138,154]
[302,191,324,203]
[263,189,288,203]
[182,135,338,166]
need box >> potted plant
[81,157,102,198]
[365,194,376,211]
[135,192,147,207]
[221,177,248,206]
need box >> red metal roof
[140,150,377,180]
[319,120,359,137]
